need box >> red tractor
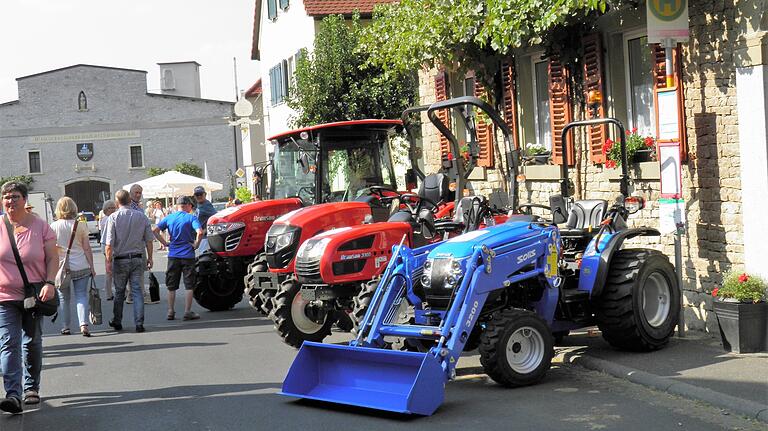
[194,120,402,311]
[263,97,516,347]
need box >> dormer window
[78,91,87,111]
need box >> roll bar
[560,118,628,198]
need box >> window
[279,0,289,10]
[625,35,655,135]
[267,0,277,20]
[269,60,291,105]
[28,151,41,174]
[533,60,552,150]
[78,91,87,111]
[161,69,175,90]
[129,145,143,168]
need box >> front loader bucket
[280,341,446,416]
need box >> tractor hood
[427,217,541,260]
[208,198,303,225]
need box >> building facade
[0,64,240,213]
[415,2,767,334]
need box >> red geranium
[644,137,654,148]
[605,159,617,169]
[711,287,719,297]
[739,273,749,283]
[603,130,656,168]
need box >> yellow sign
[649,0,686,21]
[647,0,689,43]
[235,168,245,178]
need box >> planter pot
[632,149,655,163]
[533,152,551,165]
[713,300,768,353]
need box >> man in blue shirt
[153,196,203,321]
[193,186,217,257]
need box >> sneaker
[108,320,123,331]
[135,325,145,333]
[0,397,22,414]
[183,311,200,321]
[23,390,40,405]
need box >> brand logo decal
[253,215,277,222]
[465,300,479,328]
[517,250,537,264]
[340,252,372,261]
[374,256,388,268]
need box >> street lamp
[228,94,261,194]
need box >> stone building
[0,64,241,213]
[415,2,767,334]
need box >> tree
[146,167,169,177]
[287,14,418,127]
[174,162,203,178]
[0,175,34,189]
[359,0,613,101]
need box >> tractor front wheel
[244,255,267,312]
[193,251,244,311]
[479,309,554,387]
[271,277,334,348]
[596,249,680,351]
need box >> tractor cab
[268,120,400,206]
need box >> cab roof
[268,119,402,141]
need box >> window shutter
[500,61,519,150]
[280,0,289,10]
[548,54,574,165]
[652,44,687,161]
[282,59,289,99]
[582,33,607,164]
[434,70,451,158]
[473,79,494,167]
[267,0,277,20]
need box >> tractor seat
[387,211,414,223]
[417,173,451,209]
[560,199,607,238]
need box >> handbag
[54,219,80,290]
[3,215,59,317]
[148,272,161,303]
[88,277,102,325]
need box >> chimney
[158,61,201,98]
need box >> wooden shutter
[434,70,451,158]
[473,79,494,167]
[548,54,574,165]
[501,61,520,150]
[652,44,687,161]
[582,33,607,164]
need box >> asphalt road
[2,241,760,430]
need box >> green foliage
[287,14,418,127]
[603,129,656,168]
[524,143,549,156]
[235,186,252,203]
[147,167,169,177]
[714,272,767,303]
[174,162,203,178]
[360,0,614,96]
[0,175,34,190]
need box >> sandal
[23,390,40,405]
[81,325,91,337]
[60,328,71,335]
[167,311,175,320]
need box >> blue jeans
[112,257,145,326]
[0,302,43,399]
[58,275,91,330]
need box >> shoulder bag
[3,215,59,317]
[54,219,80,290]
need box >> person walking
[150,201,167,251]
[50,198,96,337]
[127,184,152,304]
[0,181,58,412]
[193,186,216,256]
[104,190,153,333]
[99,200,117,300]
[153,196,203,321]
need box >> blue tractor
[279,101,681,416]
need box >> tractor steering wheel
[367,185,399,203]
[298,186,315,203]
[400,193,438,216]
[517,203,552,215]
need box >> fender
[578,227,661,298]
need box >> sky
[0,0,261,104]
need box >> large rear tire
[596,249,680,351]
[479,309,554,387]
[193,252,244,311]
[244,254,267,312]
[271,277,334,348]
[351,279,378,325]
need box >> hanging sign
[647,0,689,43]
[659,198,686,235]
[659,141,683,199]
[76,143,94,161]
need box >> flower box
[713,300,767,353]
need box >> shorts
[165,258,196,291]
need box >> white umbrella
[123,170,223,198]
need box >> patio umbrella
[123,170,223,198]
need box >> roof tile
[303,0,397,16]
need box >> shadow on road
[43,341,227,359]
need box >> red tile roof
[245,79,262,98]
[303,0,397,17]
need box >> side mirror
[549,194,568,224]
[405,168,417,191]
[417,208,436,239]
[298,153,310,175]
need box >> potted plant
[602,128,656,168]
[711,271,767,353]
[523,143,551,165]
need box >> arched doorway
[64,180,111,214]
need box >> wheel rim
[291,292,325,334]
[641,272,671,328]
[505,326,545,374]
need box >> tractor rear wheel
[351,279,378,325]
[244,255,267,312]
[271,277,334,348]
[258,289,276,315]
[479,309,554,387]
[596,249,680,351]
[193,251,244,311]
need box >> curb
[560,352,768,424]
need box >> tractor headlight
[207,222,245,236]
[427,257,465,290]
[265,224,301,253]
[421,259,433,288]
[297,237,331,261]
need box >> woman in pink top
[0,182,58,413]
